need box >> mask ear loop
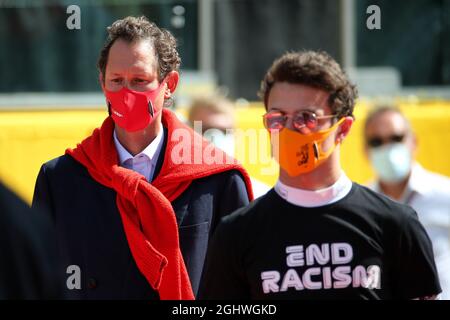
[148,80,167,117]
[148,100,154,117]
[313,143,319,159]
[313,118,346,160]
[107,102,112,116]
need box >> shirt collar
[274,172,353,208]
[370,162,429,203]
[113,123,164,165]
[405,163,430,196]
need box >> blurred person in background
[199,51,441,300]
[365,106,450,299]
[32,16,253,300]
[188,95,271,198]
[0,181,61,299]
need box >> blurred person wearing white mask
[365,106,450,299]
[188,95,271,198]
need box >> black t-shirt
[199,183,441,300]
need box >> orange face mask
[270,118,345,177]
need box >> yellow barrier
[233,101,450,188]
[0,109,106,203]
[1,102,450,204]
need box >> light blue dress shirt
[113,124,165,182]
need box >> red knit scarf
[66,109,253,300]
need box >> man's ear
[164,71,179,99]
[337,116,354,143]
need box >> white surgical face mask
[369,143,412,184]
[203,128,235,156]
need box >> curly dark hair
[97,16,181,82]
[258,51,358,118]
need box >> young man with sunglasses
[199,51,441,300]
[365,106,450,299]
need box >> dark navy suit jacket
[32,128,250,299]
[0,181,62,299]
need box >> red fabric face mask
[104,81,165,132]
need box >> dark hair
[258,51,358,118]
[97,16,180,82]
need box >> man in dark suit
[0,181,61,299]
[32,16,252,299]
